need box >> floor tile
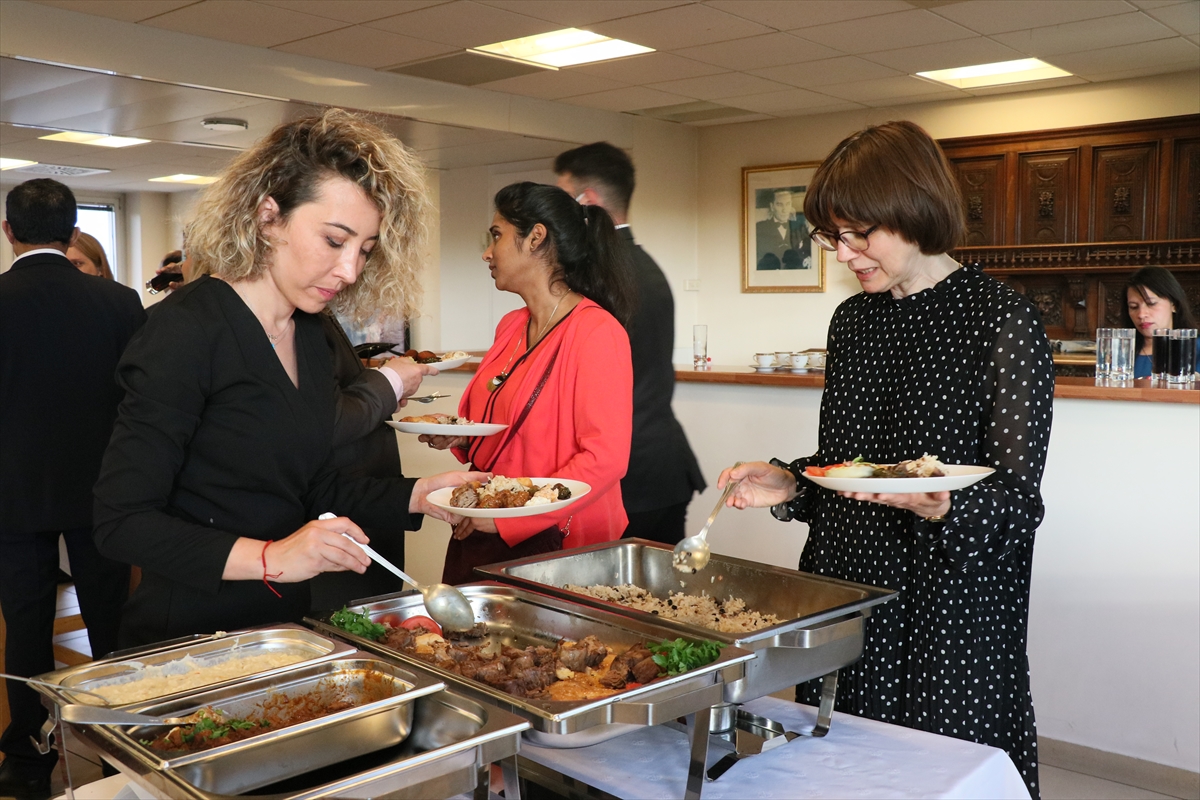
[1040,764,1184,800]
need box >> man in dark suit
[0,179,144,799]
[755,189,812,270]
[555,143,705,545]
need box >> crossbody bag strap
[474,345,560,473]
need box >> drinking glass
[1168,328,1197,384]
[693,325,708,369]
[1110,329,1135,381]
[1094,328,1114,380]
[1152,328,1171,382]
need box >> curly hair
[186,108,429,324]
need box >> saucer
[750,364,778,372]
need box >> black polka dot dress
[788,265,1054,799]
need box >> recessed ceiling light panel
[0,158,38,170]
[148,174,218,185]
[917,58,1071,89]
[473,28,653,68]
[201,118,249,132]
[39,130,150,148]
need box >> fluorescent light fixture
[0,158,38,170]
[918,58,1071,89]
[39,131,150,148]
[149,174,218,185]
[472,28,652,68]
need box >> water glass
[693,325,708,369]
[1152,328,1171,381]
[1110,328,1135,381]
[1168,328,1197,384]
[1094,328,1114,379]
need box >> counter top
[675,365,1199,404]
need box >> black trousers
[621,501,690,545]
[0,526,128,768]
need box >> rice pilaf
[563,584,780,633]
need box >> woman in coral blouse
[423,182,634,584]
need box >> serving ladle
[59,705,196,727]
[672,464,743,573]
[406,392,451,404]
[321,514,475,632]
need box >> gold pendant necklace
[487,293,568,392]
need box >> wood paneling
[953,155,1006,246]
[1172,138,1200,239]
[1017,151,1077,244]
[1092,144,1156,241]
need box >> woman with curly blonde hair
[94,109,484,646]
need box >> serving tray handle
[610,681,724,725]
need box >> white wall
[124,191,169,306]
[693,70,1200,364]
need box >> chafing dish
[307,583,754,748]
[32,624,352,708]
[476,539,897,705]
[70,674,530,799]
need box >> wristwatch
[768,457,806,522]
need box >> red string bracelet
[261,539,282,598]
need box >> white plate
[803,464,994,493]
[387,420,507,436]
[425,355,471,370]
[427,478,591,518]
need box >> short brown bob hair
[803,120,965,255]
[187,108,429,324]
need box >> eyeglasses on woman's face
[810,225,879,252]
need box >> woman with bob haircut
[1122,265,1198,378]
[716,120,1053,797]
[66,231,113,279]
[421,182,634,585]
[94,109,483,646]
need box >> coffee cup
[754,353,775,367]
[790,353,809,369]
[775,351,792,367]
[808,352,826,368]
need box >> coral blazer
[455,299,632,548]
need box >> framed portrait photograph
[741,162,825,293]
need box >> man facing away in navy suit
[0,179,144,800]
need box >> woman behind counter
[94,110,481,646]
[1123,265,1198,378]
[422,182,634,585]
[720,121,1053,797]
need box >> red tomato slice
[375,613,403,629]
[400,615,442,636]
[805,466,826,477]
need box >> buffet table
[518,696,1032,800]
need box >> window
[76,202,118,279]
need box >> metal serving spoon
[672,464,743,573]
[406,392,451,404]
[321,515,475,632]
[59,704,196,727]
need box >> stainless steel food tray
[307,583,754,747]
[32,624,353,708]
[72,681,531,799]
[476,539,898,703]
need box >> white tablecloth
[520,696,1032,800]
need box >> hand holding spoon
[672,463,743,573]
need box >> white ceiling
[1,0,1197,191]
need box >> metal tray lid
[475,538,898,646]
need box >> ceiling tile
[1126,0,1192,7]
[571,52,727,83]
[477,70,629,100]
[1142,1,1200,35]
[726,87,855,114]
[27,0,198,23]
[0,57,95,102]
[272,25,456,68]
[962,76,1089,97]
[673,32,843,71]
[1049,36,1199,76]
[793,9,977,55]
[864,37,1027,74]
[689,112,775,126]
[751,56,903,88]
[474,1,689,26]
[931,0,1135,35]
[587,4,772,51]
[256,1,446,24]
[1069,61,1200,82]
[705,0,911,30]
[821,75,967,103]
[648,72,794,101]
[141,1,347,47]
[561,86,694,113]
[991,12,1179,57]
[368,1,558,48]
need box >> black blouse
[94,276,417,645]
[786,266,1054,798]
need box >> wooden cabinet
[940,115,1200,341]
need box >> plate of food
[428,476,591,518]
[801,455,993,493]
[397,349,472,370]
[386,414,506,436]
